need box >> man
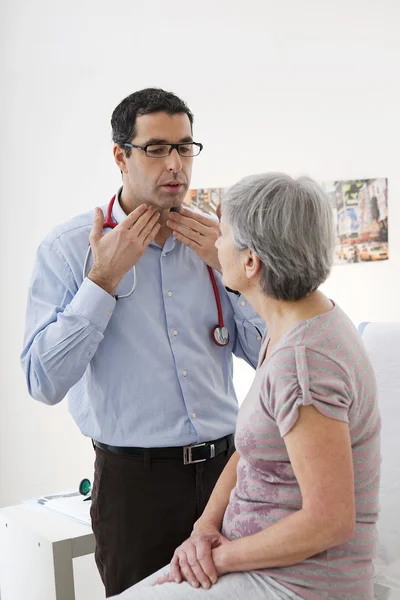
[21,88,265,597]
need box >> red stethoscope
[83,195,230,347]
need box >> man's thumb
[90,207,104,243]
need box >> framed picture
[185,178,389,266]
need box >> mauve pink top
[222,304,380,599]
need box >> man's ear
[244,249,262,280]
[113,144,128,174]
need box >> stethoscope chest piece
[211,326,230,347]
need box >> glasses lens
[145,143,202,157]
[177,144,200,157]
[146,145,170,157]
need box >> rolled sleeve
[265,346,352,438]
[226,291,266,368]
[67,277,116,332]
[228,291,264,328]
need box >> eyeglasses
[123,142,203,158]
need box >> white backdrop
[1,0,400,508]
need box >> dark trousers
[90,443,235,597]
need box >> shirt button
[173,330,178,336]
[182,370,187,377]
[167,291,173,297]
[162,253,167,257]
[257,335,261,340]
[192,412,196,419]
[240,300,246,306]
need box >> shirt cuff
[67,277,116,331]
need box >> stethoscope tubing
[82,195,228,344]
[83,246,137,300]
[82,195,137,299]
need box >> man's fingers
[168,213,210,237]
[137,211,161,243]
[142,223,161,247]
[89,207,104,244]
[123,204,154,230]
[178,206,216,226]
[172,231,201,250]
[169,222,204,244]
[124,207,158,241]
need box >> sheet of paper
[23,489,92,526]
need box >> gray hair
[222,173,335,301]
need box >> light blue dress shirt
[21,193,266,447]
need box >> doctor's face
[115,112,194,210]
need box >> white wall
[1,0,399,508]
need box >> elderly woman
[113,173,380,600]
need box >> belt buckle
[183,442,213,465]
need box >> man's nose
[165,148,182,172]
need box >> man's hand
[87,205,161,295]
[167,207,221,272]
[154,526,229,589]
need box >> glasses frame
[122,141,203,158]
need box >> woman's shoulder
[267,303,362,366]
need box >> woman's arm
[165,451,240,589]
[213,405,355,574]
[193,450,240,532]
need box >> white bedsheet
[361,322,400,599]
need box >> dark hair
[111,88,194,157]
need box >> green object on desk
[79,478,91,496]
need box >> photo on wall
[322,178,388,265]
[184,178,389,266]
[183,187,226,216]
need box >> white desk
[0,504,102,600]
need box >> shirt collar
[112,188,127,224]
[112,188,176,251]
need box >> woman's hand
[154,525,231,589]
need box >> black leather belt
[95,434,234,465]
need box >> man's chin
[157,193,186,211]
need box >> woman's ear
[244,249,262,281]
